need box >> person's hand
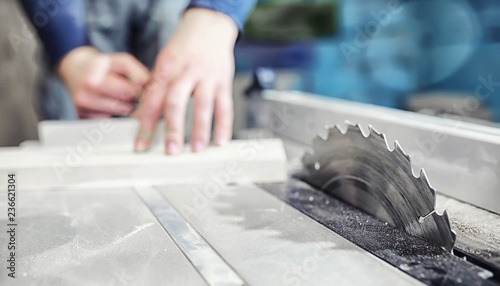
[57,46,150,118]
[134,8,238,154]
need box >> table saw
[1,90,499,286]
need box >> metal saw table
[1,90,499,286]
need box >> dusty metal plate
[157,183,424,286]
[0,187,207,286]
[436,195,500,279]
[135,187,244,286]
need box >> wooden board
[0,139,287,190]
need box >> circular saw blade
[297,122,456,251]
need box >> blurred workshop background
[1,0,500,146]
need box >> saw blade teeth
[344,120,365,136]
[419,168,437,199]
[323,124,335,131]
[440,210,457,241]
[367,124,386,141]
[357,123,369,137]
[327,125,345,138]
[430,210,457,252]
[345,122,362,135]
[417,210,456,252]
[439,210,452,227]
[394,140,412,163]
[419,168,434,189]
[334,123,347,134]
[344,120,356,127]
[368,127,391,151]
[368,124,381,134]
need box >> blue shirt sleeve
[20,0,89,67]
[187,0,257,30]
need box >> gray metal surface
[436,195,500,275]
[298,123,455,251]
[136,187,244,286]
[255,90,500,214]
[0,187,207,286]
[157,183,424,286]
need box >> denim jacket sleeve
[20,0,89,67]
[186,0,257,30]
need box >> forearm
[19,0,88,67]
[173,8,239,51]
